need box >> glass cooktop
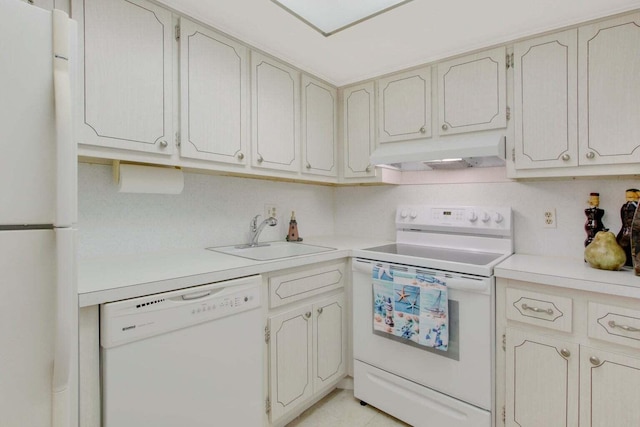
[362,243,503,266]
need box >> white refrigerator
[0,1,78,426]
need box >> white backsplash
[77,163,335,258]
[78,162,639,260]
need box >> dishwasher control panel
[101,275,262,348]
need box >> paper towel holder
[112,160,184,194]
[112,160,182,184]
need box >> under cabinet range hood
[370,131,506,170]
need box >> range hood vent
[370,131,506,171]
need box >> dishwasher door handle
[181,290,212,300]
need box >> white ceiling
[162,0,640,86]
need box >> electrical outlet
[264,204,278,219]
[543,208,557,228]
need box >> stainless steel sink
[207,241,336,261]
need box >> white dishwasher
[100,275,263,427]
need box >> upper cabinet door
[514,30,578,169]
[251,52,300,173]
[301,75,337,177]
[342,82,376,178]
[377,67,432,143]
[179,18,248,165]
[578,13,640,166]
[75,0,173,154]
[437,46,507,135]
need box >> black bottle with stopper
[616,189,639,267]
[585,192,606,247]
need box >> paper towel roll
[117,164,184,194]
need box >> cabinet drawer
[588,302,640,349]
[506,288,572,332]
[269,261,345,308]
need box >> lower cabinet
[497,279,640,427]
[265,261,347,425]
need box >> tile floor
[286,388,410,427]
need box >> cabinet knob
[586,151,595,159]
[365,164,372,172]
[159,140,168,148]
[419,126,426,134]
[561,154,570,161]
[257,155,264,163]
[590,356,601,366]
[560,348,571,358]
[441,124,449,131]
[317,307,323,315]
[306,162,311,169]
[237,152,245,160]
[305,311,312,319]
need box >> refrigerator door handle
[53,9,76,228]
[52,228,77,427]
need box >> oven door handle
[353,259,490,294]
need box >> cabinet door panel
[514,30,578,169]
[179,18,248,165]
[438,47,506,135]
[313,294,346,391]
[578,13,640,165]
[343,83,375,178]
[378,67,431,143]
[580,347,640,427]
[505,328,579,427]
[269,305,313,422]
[75,0,173,154]
[251,52,300,172]
[302,76,337,177]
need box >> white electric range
[351,205,513,427]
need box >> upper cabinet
[301,75,338,178]
[251,52,300,173]
[342,82,376,179]
[578,12,640,166]
[74,0,174,155]
[437,47,507,135]
[377,67,432,143]
[178,18,249,166]
[513,30,578,169]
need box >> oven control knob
[400,209,408,219]
[467,211,478,222]
[494,212,504,223]
[409,211,418,219]
[481,212,490,222]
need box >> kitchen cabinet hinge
[265,396,271,414]
[175,131,181,147]
[506,106,511,121]
[511,148,515,162]
[506,53,514,68]
[265,325,270,343]
[175,25,180,40]
[502,405,506,423]
[502,333,506,351]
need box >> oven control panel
[396,205,512,236]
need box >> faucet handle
[251,214,261,231]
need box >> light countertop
[495,254,640,299]
[78,236,391,307]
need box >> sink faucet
[249,214,278,247]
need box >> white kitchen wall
[77,163,335,258]
[78,162,639,261]
[334,176,640,259]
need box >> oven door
[352,258,494,411]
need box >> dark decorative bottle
[585,193,606,247]
[616,189,639,267]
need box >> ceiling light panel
[273,0,413,36]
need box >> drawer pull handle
[560,348,571,358]
[608,320,640,333]
[305,311,312,319]
[521,303,553,315]
[590,356,601,366]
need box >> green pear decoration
[584,230,626,271]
